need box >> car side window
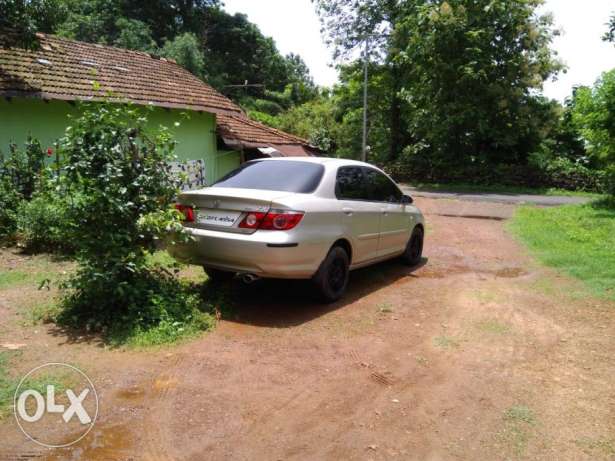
[362,167,403,203]
[336,166,369,200]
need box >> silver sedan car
[169,157,425,302]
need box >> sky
[222,0,615,102]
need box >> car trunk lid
[178,187,292,233]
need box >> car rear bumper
[167,227,326,279]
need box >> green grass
[125,314,216,348]
[147,250,206,283]
[433,335,460,349]
[476,319,511,335]
[0,255,70,290]
[0,270,29,289]
[377,302,394,314]
[509,198,615,300]
[504,405,536,425]
[498,405,537,458]
[0,351,68,419]
[575,437,615,456]
[409,182,604,198]
[1,250,222,348]
[21,301,61,326]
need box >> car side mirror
[401,194,413,205]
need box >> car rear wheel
[203,267,235,282]
[401,226,424,266]
[312,246,350,303]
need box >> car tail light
[175,204,195,222]
[239,212,267,229]
[239,210,304,231]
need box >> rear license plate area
[197,209,241,227]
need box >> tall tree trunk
[389,62,403,163]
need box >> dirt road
[1,197,614,460]
[401,186,594,207]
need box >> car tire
[401,226,424,267]
[312,246,350,304]
[203,267,235,282]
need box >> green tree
[54,0,219,46]
[284,53,318,105]
[0,138,47,239]
[56,103,214,342]
[573,70,615,164]
[160,32,205,77]
[202,9,295,92]
[0,0,65,48]
[314,0,399,60]
[122,0,219,42]
[397,0,562,167]
[114,17,157,52]
[314,0,408,161]
[545,92,588,164]
[199,8,318,114]
[572,70,615,195]
[55,0,122,44]
[604,13,615,44]
[275,93,339,152]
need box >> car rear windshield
[212,160,325,193]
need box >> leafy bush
[249,98,285,116]
[542,157,605,192]
[605,165,615,196]
[0,138,48,240]
[159,32,204,78]
[60,265,215,346]
[388,147,606,193]
[55,102,214,345]
[0,181,20,241]
[0,138,48,200]
[16,190,74,253]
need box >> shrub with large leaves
[61,104,180,262]
[0,138,48,240]
[57,103,213,342]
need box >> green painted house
[0,33,318,187]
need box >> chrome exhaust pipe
[240,273,260,284]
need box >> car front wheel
[401,226,424,266]
[312,246,350,303]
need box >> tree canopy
[573,70,615,164]
[2,0,614,193]
[314,0,563,166]
[604,12,615,44]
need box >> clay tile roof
[216,114,311,147]
[0,33,243,115]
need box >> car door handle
[342,207,354,216]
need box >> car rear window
[212,160,325,193]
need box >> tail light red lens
[261,211,304,230]
[239,212,267,229]
[175,204,195,222]
[238,210,304,231]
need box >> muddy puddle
[42,424,133,461]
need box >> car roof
[256,156,376,169]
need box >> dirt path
[401,186,593,206]
[1,197,614,460]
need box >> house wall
[0,98,240,185]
